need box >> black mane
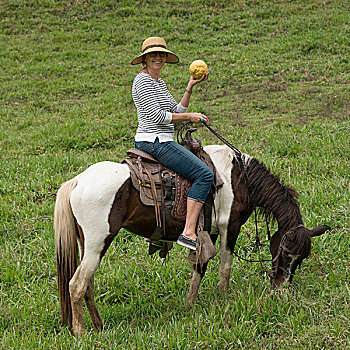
[243,156,303,230]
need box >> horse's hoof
[186,295,196,307]
[73,325,85,337]
[219,282,229,291]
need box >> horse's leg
[84,276,103,330]
[187,268,202,305]
[218,223,234,291]
[187,234,219,304]
[70,193,129,335]
[69,250,101,336]
[82,229,123,331]
[219,211,251,291]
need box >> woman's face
[144,52,167,71]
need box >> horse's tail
[54,179,79,328]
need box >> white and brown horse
[54,145,329,335]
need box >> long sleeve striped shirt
[132,72,188,142]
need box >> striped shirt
[132,72,188,142]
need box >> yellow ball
[189,60,208,79]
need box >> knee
[202,168,214,184]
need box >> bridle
[269,224,305,278]
[229,224,304,277]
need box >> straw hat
[131,37,179,65]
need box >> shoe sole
[176,238,197,251]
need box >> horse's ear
[309,225,331,237]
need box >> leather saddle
[123,149,192,222]
[121,129,224,257]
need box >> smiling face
[143,52,167,71]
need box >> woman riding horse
[53,37,331,336]
[131,36,213,250]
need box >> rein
[200,121,243,159]
[178,122,269,263]
[199,121,273,264]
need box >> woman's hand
[181,71,209,108]
[171,112,209,124]
[189,71,209,88]
[188,113,209,124]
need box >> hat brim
[131,47,179,65]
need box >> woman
[131,37,214,250]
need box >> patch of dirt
[319,93,350,120]
[263,81,288,92]
[234,85,259,94]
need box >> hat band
[142,44,167,52]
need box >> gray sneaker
[176,234,197,250]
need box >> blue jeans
[134,138,214,203]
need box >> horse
[54,144,330,336]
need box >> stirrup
[146,238,163,248]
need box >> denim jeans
[134,138,214,203]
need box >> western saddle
[122,129,223,258]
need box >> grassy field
[1,0,349,348]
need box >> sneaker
[176,234,197,250]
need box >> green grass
[1,0,349,349]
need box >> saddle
[122,129,224,258]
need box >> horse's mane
[204,145,303,230]
[243,156,302,229]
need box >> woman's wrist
[187,83,194,92]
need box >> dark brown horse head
[269,225,330,288]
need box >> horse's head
[269,225,330,288]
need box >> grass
[0,0,349,349]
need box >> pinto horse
[54,145,330,336]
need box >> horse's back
[69,161,130,226]
[74,161,130,190]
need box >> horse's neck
[245,156,303,232]
[204,145,304,232]
[261,187,303,233]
